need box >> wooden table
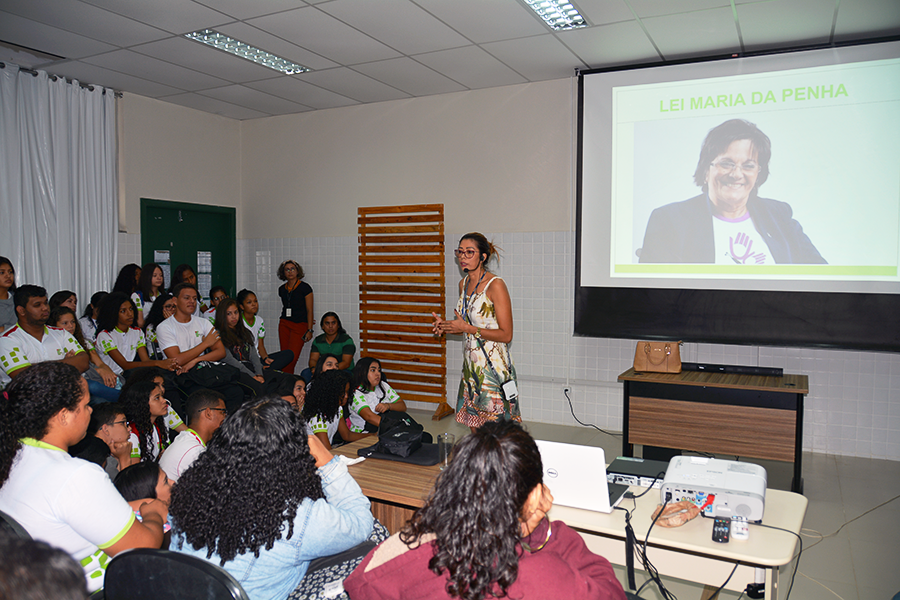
[333,439,441,533]
[617,368,809,493]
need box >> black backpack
[376,411,428,457]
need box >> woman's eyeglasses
[454,249,477,259]
[710,160,759,175]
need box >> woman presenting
[433,233,518,430]
[277,260,313,375]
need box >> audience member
[49,290,78,312]
[237,288,292,372]
[71,402,135,477]
[0,536,90,600]
[121,367,187,433]
[307,312,356,371]
[114,462,172,535]
[133,262,166,329]
[204,285,227,320]
[344,421,627,600]
[158,283,244,412]
[94,292,177,376]
[120,381,171,462]
[0,256,16,334]
[167,264,205,315]
[0,362,166,593]
[306,353,340,390]
[303,369,370,451]
[276,260,313,375]
[159,389,226,482]
[0,285,89,387]
[169,396,373,599]
[49,306,120,402]
[143,292,175,360]
[278,374,306,411]
[78,291,107,344]
[111,263,141,297]
[349,357,407,433]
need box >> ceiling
[1,0,898,120]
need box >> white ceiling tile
[575,0,640,26]
[84,50,231,91]
[246,77,359,110]
[298,67,411,103]
[626,0,731,19]
[132,37,281,84]
[642,7,740,60]
[0,11,116,59]
[157,92,269,120]
[737,0,833,51]
[833,0,900,41]
[198,84,312,114]
[414,46,527,89]
[47,60,184,97]
[192,0,309,21]
[247,6,402,65]
[213,22,339,71]
[556,20,659,68]
[1,0,170,47]
[80,0,234,35]
[482,34,587,81]
[412,0,547,43]
[353,57,466,96]
[318,0,470,55]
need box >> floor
[409,408,900,600]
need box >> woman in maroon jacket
[344,421,626,600]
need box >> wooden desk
[335,439,807,600]
[617,368,809,493]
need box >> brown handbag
[633,341,682,373]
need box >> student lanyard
[461,270,485,323]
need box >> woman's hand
[520,484,554,537]
[431,312,445,336]
[374,402,390,414]
[307,434,334,468]
[435,310,471,336]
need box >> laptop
[536,439,628,513]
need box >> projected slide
[581,50,900,290]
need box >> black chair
[104,548,249,600]
[0,509,31,539]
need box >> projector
[660,456,767,523]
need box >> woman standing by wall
[433,233,518,431]
[277,260,313,375]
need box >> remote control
[712,517,730,543]
[731,518,749,540]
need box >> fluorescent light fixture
[184,29,310,74]
[522,0,588,31]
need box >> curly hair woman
[0,362,166,593]
[344,421,626,600]
[302,369,371,451]
[120,381,169,462]
[169,395,373,599]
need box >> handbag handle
[644,343,671,365]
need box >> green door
[140,199,236,300]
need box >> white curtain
[0,62,117,310]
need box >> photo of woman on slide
[638,118,826,265]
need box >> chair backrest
[0,509,32,539]
[104,548,249,600]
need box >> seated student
[50,306,120,402]
[79,291,107,344]
[237,288,292,372]
[0,362,167,593]
[203,285,227,321]
[120,381,173,462]
[0,285,89,387]
[277,374,306,411]
[112,264,142,297]
[308,312,356,371]
[302,369,372,451]
[121,367,187,432]
[344,421,627,600]
[169,396,374,599]
[157,283,244,412]
[114,462,172,536]
[0,535,91,600]
[159,389,227,483]
[0,256,17,334]
[349,357,407,433]
[167,265,205,316]
[306,353,341,392]
[143,292,176,360]
[69,402,136,478]
[49,290,78,313]
[216,298,292,397]
[94,292,177,377]
[132,262,166,329]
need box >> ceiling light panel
[521,0,589,31]
[184,29,310,74]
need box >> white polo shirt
[158,429,206,482]
[156,315,213,354]
[243,314,266,346]
[0,439,135,592]
[95,327,147,376]
[0,324,85,386]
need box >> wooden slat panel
[361,304,444,314]
[360,255,443,264]
[391,381,446,394]
[361,294,444,306]
[360,284,443,295]
[629,397,795,462]
[359,204,443,214]
[397,392,448,404]
[361,343,443,356]
[359,224,443,234]
[359,275,443,284]
[360,242,444,252]
[359,265,444,274]
[362,313,434,324]
[386,369,444,383]
[378,362,444,375]
[360,323,432,335]
[357,214,443,225]
[360,349,444,363]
